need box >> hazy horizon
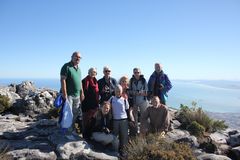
[1,78,240,113]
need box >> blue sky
[0,0,240,81]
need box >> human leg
[129,106,138,137]
[92,132,114,145]
[119,120,128,157]
[68,96,80,133]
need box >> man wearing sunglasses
[98,66,117,105]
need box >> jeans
[129,101,148,136]
[113,119,128,153]
[67,95,82,132]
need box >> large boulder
[229,146,240,160]
[197,153,231,160]
[227,132,240,147]
[0,86,21,106]
[57,141,91,160]
[6,149,57,160]
[16,81,36,98]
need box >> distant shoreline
[207,112,240,130]
[1,79,240,113]
[172,79,240,90]
[1,78,240,89]
[1,80,240,131]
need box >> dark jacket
[90,109,113,133]
[98,77,117,104]
[148,71,172,104]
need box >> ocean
[167,80,240,113]
[1,79,240,113]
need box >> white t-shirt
[110,96,129,120]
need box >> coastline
[1,80,240,131]
[207,112,240,130]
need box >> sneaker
[66,135,76,140]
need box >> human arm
[160,106,170,132]
[163,74,172,92]
[80,82,85,102]
[147,74,155,100]
[61,75,67,100]
[60,64,68,100]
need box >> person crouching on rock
[90,101,118,151]
[140,96,170,135]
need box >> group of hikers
[59,51,173,157]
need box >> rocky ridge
[0,81,240,160]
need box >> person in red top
[81,67,99,139]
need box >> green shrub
[0,95,11,113]
[211,120,228,132]
[187,121,205,137]
[125,133,196,160]
[0,144,11,160]
[46,107,60,119]
[177,102,228,135]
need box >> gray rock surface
[1,81,240,160]
[197,153,231,160]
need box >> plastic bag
[60,100,73,129]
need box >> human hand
[63,94,67,101]
[129,121,136,128]
[80,93,85,102]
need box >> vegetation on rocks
[0,95,11,113]
[187,121,205,137]
[0,145,11,160]
[177,102,228,137]
[47,107,61,119]
[125,133,196,160]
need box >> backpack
[129,75,147,101]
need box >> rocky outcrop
[1,81,57,118]
[0,81,240,160]
[0,115,118,160]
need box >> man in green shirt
[60,51,85,137]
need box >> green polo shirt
[60,61,82,97]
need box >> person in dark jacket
[98,66,117,104]
[148,63,172,105]
[90,101,118,150]
[128,68,148,137]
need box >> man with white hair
[148,63,172,105]
[98,66,117,104]
[128,67,148,137]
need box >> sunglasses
[105,70,111,73]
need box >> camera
[104,86,110,93]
